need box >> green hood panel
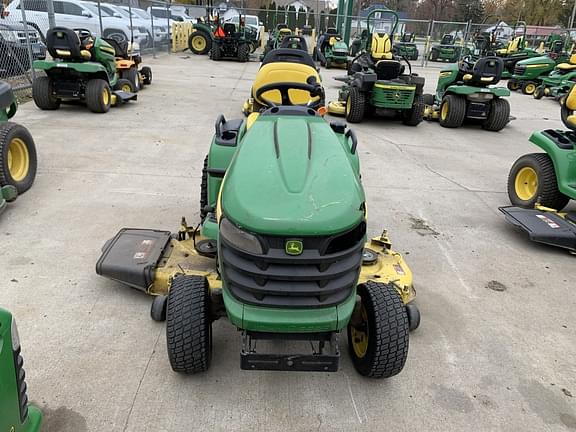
[222,116,364,236]
[33,59,108,74]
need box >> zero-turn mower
[0,307,42,432]
[423,56,510,131]
[493,21,541,79]
[97,77,420,378]
[393,32,418,61]
[501,84,576,252]
[0,81,37,215]
[314,27,349,69]
[429,34,462,63]
[211,19,251,62]
[32,27,137,113]
[328,10,425,125]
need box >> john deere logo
[285,239,303,256]
[394,91,401,100]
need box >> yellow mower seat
[556,55,576,70]
[564,86,576,128]
[371,33,393,60]
[496,37,521,55]
[252,62,321,106]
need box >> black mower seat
[104,38,129,58]
[280,36,308,52]
[223,23,236,37]
[47,27,90,61]
[262,48,315,69]
[374,59,402,80]
[461,56,503,86]
[0,81,14,111]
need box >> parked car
[225,14,261,42]
[0,22,45,77]
[146,6,178,26]
[118,6,168,45]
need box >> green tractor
[429,34,462,63]
[0,81,37,215]
[393,32,418,60]
[97,76,420,377]
[327,10,425,126]
[211,20,251,62]
[423,56,510,131]
[533,54,576,101]
[188,17,215,55]
[500,85,576,252]
[32,28,137,113]
[314,28,349,68]
[0,307,42,432]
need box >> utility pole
[570,0,576,29]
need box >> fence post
[46,0,55,29]
[96,0,103,37]
[19,1,36,81]
[150,9,156,58]
[166,4,170,54]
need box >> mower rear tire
[439,94,466,128]
[238,43,250,62]
[32,76,60,110]
[200,154,208,218]
[482,98,510,132]
[347,281,409,378]
[521,81,537,95]
[85,79,111,113]
[188,31,211,55]
[345,87,365,123]
[508,153,570,210]
[402,94,424,126]
[0,122,37,194]
[533,86,544,100]
[166,275,212,374]
[141,66,152,85]
[115,78,135,94]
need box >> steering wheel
[255,78,324,108]
[460,55,475,70]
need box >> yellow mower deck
[327,100,346,116]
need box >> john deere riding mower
[0,81,37,215]
[261,24,293,60]
[243,48,323,115]
[429,34,462,63]
[106,38,152,92]
[533,53,576,101]
[0,307,42,432]
[97,71,420,377]
[423,56,510,131]
[211,20,250,62]
[328,10,425,126]
[315,28,349,69]
[500,85,576,252]
[393,32,418,60]
[32,28,136,113]
[494,21,540,79]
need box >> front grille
[13,346,29,423]
[221,222,365,308]
[374,88,415,109]
[514,65,526,75]
[16,30,39,44]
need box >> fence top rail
[431,20,469,26]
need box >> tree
[319,10,326,33]
[258,5,267,30]
[297,7,306,29]
[414,0,456,21]
[287,5,297,29]
[327,7,337,29]
[277,5,286,25]
[307,8,315,28]
[455,0,484,22]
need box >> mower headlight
[11,316,21,351]
[220,218,263,254]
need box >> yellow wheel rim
[441,101,449,120]
[346,95,351,115]
[515,166,538,201]
[7,138,30,182]
[351,304,369,359]
[192,35,206,51]
[102,88,110,106]
[121,84,132,93]
[525,83,536,94]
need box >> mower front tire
[439,94,466,128]
[402,94,424,126]
[141,66,152,85]
[533,86,544,100]
[115,78,135,94]
[188,31,212,55]
[507,80,520,91]
[0,122,37,194]
[507,153,570,210]
[482,98,510,132]
[345,87,365,123]
[347,281,409,378]
[85,79,111,113]
[521,81,537,95]
[32,76,60,110]
[166,275,212,374]
[122,67,140,92]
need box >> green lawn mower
[314,28,349,69]
[500,85,576,252]
[494,21,541,79]
[97,78,420,377]
[507,46,567,95]
[533,54,576,101]
[328,10,425,125]
[261,24,293,60]
[423,56,510,131]
[393,32,418,61]
[429,34,462,63]
[0,307,42,432]
[0,81,37,215]
[211,20,251,62]
[32,28,137,113]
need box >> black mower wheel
[402,94,425,126]
[114,78,135,94]
[439,94,466,128]
[482,98,510,132]
[429,49,438,61]
[347,281,409,378]
[32,76,60,110]
[521,81,537,95]
[122,67,140,92]
[507,80,520,91]
[422,93,435,106]
[345,87,365,123]
[200,154,208,219]
[533,86,545,100]
[150,295,168,322]
[166,275,212,374]
[188,31,212,55]
[85,79,111,113]
[507,153,570,210]
[0,122,37,194]
[238,43,250,63]
[211,46,222,61]
[141,66,152,85]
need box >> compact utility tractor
[32,28,137,113]
[0,81,37,215]
[328,10,425,126]
[97,75,420,378]
[242,48,324,115]
[188,17,216,55]
[501,85,576,252]
[211,19,251,62]
[393,32,418,60]
[533,54,576,101]
[314,28,349,68]
[429,34,462,63]
[0,307,42,432]
[106,38,152,92]
[423,56,510,131]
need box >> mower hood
[221,114,365,236]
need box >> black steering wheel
[460,55,475,70]
[255,78,324,108]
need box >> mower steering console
[255,77,324,108]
